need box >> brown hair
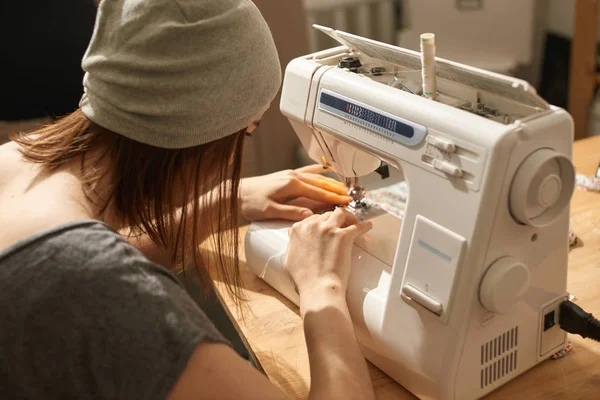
[10,108,246,301]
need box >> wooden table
[212,136,600,399]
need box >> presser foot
[347,198,370,212]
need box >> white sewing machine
[245,26,575,400]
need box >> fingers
[343,220,373,238]
[320,208,372,239]
[269,203,314,222]
[296,174,349,196]
[281,165,350,205]
[292,206,370,240]
[293,165,348,195]
[286,197,335,214]
[326,207,359,228]
[293,180,352,205]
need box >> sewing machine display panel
[318,89,427,147]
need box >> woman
[0,1,375,399]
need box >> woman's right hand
[284,207,372,307]
[283,207,377,400]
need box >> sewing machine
[245,25,575,400]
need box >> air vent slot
[480,326,519,389]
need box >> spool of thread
[420,33,437,99]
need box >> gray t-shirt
[0,220,229,399]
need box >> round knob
[509,149,575,227]
[479,257,530,314]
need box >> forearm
[301,283,375,400]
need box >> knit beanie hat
[79,0,282,149]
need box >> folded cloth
[575,173,600,192]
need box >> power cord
[559,300,600,342]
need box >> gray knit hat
[79,0,282,149]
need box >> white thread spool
[420,33,437,99]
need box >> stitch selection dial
[480,257,530,314]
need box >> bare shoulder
[0,141,88,252]
[167,342,290,400]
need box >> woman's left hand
[241,165,352,222]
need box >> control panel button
[402,284,443,314]
[427,136,456,153]
[433,159,463,177]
